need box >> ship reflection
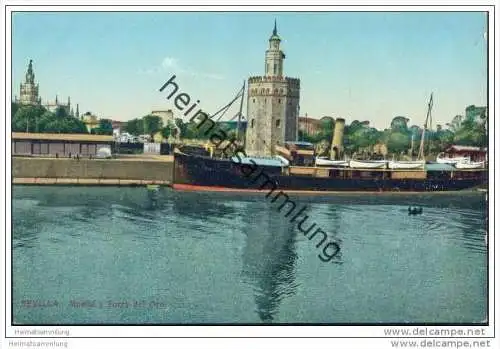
[241,202,299,323]
[171,191,237,220]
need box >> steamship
[172,88,487,193]
[173,145,487,193]
[172,130,487,194]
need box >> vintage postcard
[2,2,498,349]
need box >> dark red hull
[173,151,487,193]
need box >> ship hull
[173,151,487,193]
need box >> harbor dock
[12,155,174,186]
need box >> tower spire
[25,59,35,84]
[273,19,277,36]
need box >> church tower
[245,21,300,156]
[19,59,40,106]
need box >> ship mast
[236,80,245,142]
[417,93,434,161]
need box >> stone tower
[245,21,300,156]
[19,59,40,106]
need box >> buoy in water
[408,206,423,215]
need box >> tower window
[278,99,281,104]
[251,119,255,128]
[253,98,255,103]
[276,119,281,128]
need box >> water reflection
[451,209,487,255]
[170,191,236,220]
[12,186,487,324]
[241,202,299,322]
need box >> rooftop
[446,145,486,153]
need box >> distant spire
[68,96,71,107]
[76,103,80,118]
[25,59,35,84]
[273,19,277,36]
[55,95,58,104]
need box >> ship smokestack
[330,118,345,160]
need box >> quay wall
[12,157,174,182]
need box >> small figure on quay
[408,206,423,215]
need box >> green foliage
[124,118,144,136]
[161,125,172,139]
[124,115,162,136]
[91,119,113,135]
[298,130,323,144]
[390,116,409,132]
[344,122,381,154]
[12,104,87,133]
[12,102,20,117]
[453,118,487,147]
[386,132,411,154]
[142,115,163,135]
[447,115,463,133]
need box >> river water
[12,186,487,324]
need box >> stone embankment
[12,156,174,186]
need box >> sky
[11,11,487,130]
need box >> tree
[142,114,163,135]
[160,125,172,139]
[12,105,46,132]
[390,116,410,133]
[125,118,144,136]
[12,104,88,134]
[92,119,113,135]
[175,118,190,139]
[12,101,19,118]
[453,118,487,147]
[386,132,411,154]
[54,106,69,119]
[447,115,463,133]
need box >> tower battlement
[248,76,300,87]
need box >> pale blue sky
[12,11,487,129]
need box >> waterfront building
[298,116,322,136]
[245,21,300,156]
[151,109,175,126]
[12,132,113,157]
[444,145,487,163]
